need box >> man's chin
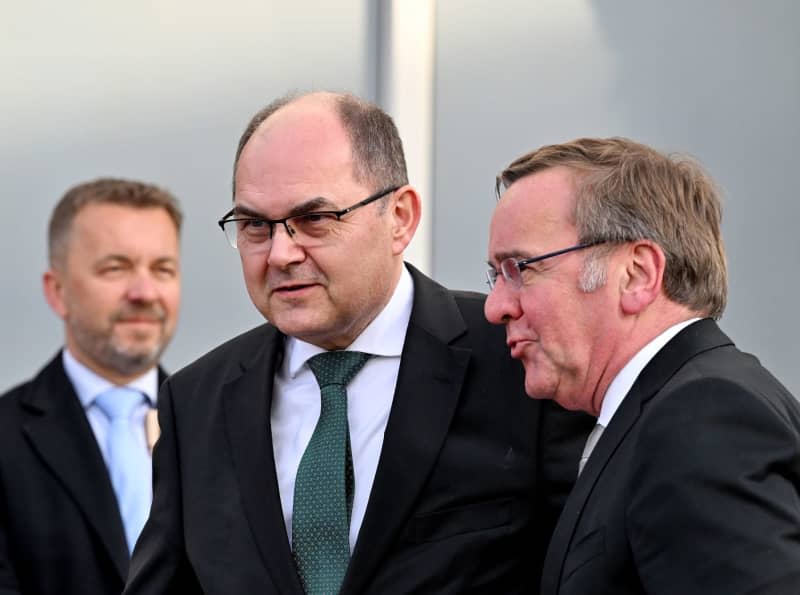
[106,342,164,372]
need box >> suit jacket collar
[221,264,472,594]
[19,352,133,580]
[222,325,302,593]
[541,319,734,595]
[341,263,472,593]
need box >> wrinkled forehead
[489,169,579,253]
[235,112,358,211]
[244,100,353,173]
[67,204,179,257]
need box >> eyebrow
[151,256,179,266]
[487,250,531,265]
[95,254,178,267]
[232,196,339,220]
[95,254,131,265]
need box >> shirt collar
[597,317,701,428]
[62,348,159,409]
[283,266,415,379]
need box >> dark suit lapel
[342,265,471,594]
[222,327,305,594]
[540,387,641,595]
[20,354,129,580]
[541,319,734,594]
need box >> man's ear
[389,185,421,255]
[43,268,68,320]
[619,240,665,315]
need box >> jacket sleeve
[628,377,800,595]
[123,379,203,594]
[0,483,22,595]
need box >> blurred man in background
[0,178,182,595]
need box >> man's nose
[126,271,159,302]
[267,222,305,268]
[484,279,522,325]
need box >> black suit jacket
[0,353,166,595]
[541,319,800,595]
[125,265,593,594]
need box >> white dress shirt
[62,349,158,473]
[271,267,414,551]
[597,318,701,429]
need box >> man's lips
[271,281,320,295]
[116,317,162,324]
[507,337,534,359]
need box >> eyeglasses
[218,186,400,250]
[486,241,604,290]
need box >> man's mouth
[272,281,319,294]
[116,317,162,326]
[507,337,535,359]
[113,308,165,325]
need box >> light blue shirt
[62,349,158,469]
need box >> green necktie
[292,350,371,595]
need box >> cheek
[517,293,545,327]
[161,284,182,316]
[65,281,108,314]
[239,254,266,286]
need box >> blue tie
[94,386,152,554]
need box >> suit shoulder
[449,288,488,308]
[0,378,29,417]
[0,378,30,402]
[167,323,278,383]
[0,356,58,415]
[0,377,38,447]
[656,345,800,425]
[448,289,507,341]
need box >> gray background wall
[2,0,798,397]
[1,1,376,387]
[433,0,800,395]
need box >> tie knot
[94,386,144,421]
[307,351,371,388]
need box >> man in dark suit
[124,91,592,594]
[0,179,182,595]
[485,137,800,595]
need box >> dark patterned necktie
[292,351,371,595]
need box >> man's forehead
[496,169,576,222]
[69,205,177,249]
[489,176,579,257]
[252,96,345,146]
[240,112,352,176]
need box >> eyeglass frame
[486,240,605,290]
[217,185,401,249]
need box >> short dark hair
[231,91,408,196]
[48,177,182,269]
[497,137,727,319]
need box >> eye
[291,212,338,237]
[98,261,129,276]
[153,265,177,279]
[296,212,335,225]
[237,218,268,230]
[237,218,272,242]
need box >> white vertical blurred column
[376,0,435,275]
